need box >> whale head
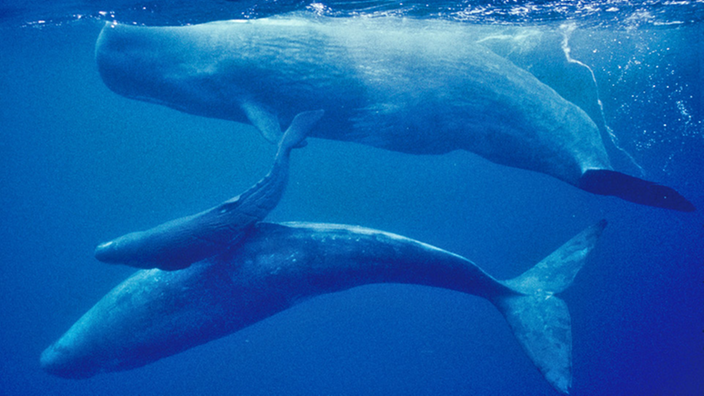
[96,23,177,105]
[95,22,252,122]
[40,339,100,379]
[94,231,148,266]
[94,239,120,262]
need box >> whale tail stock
[578,169,695,212]
[488,220,607,394]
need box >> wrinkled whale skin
[96,17,607,185]
[95,16,695,212]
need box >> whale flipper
[493,220,607,394]
[240,101,281,144]
[578,170,695,212]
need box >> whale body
[93,110,323,270]
[41,220,606,394]
[95,16,694,212]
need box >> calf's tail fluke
[278,110,325,153]
[578,169,695,212]
[490,220,607,394]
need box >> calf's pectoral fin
[578,169,695,212]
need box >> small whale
[95,16,695,212]
[42,220,607,394]
[94,110,324,270]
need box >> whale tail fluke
[278,110,325,152]
[491,220,607,394]
[578,169,695,212]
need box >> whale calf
[42,220,606,394]
[95,16,694,212]
[94,110,324,270]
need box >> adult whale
[41,220,606,394]
[95,16,695,212]
[94,110,324,270]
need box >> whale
[94,110,324,270]
[41,220,606,394]
[94,16,695,212]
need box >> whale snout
[94,240,117,262]
[40,343,97,379]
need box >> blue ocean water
[1,1,702,395]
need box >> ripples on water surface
[1,0,703,27]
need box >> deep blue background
[1,15,702,396]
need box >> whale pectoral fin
[578,169,696,212]
[241,101,281,144]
